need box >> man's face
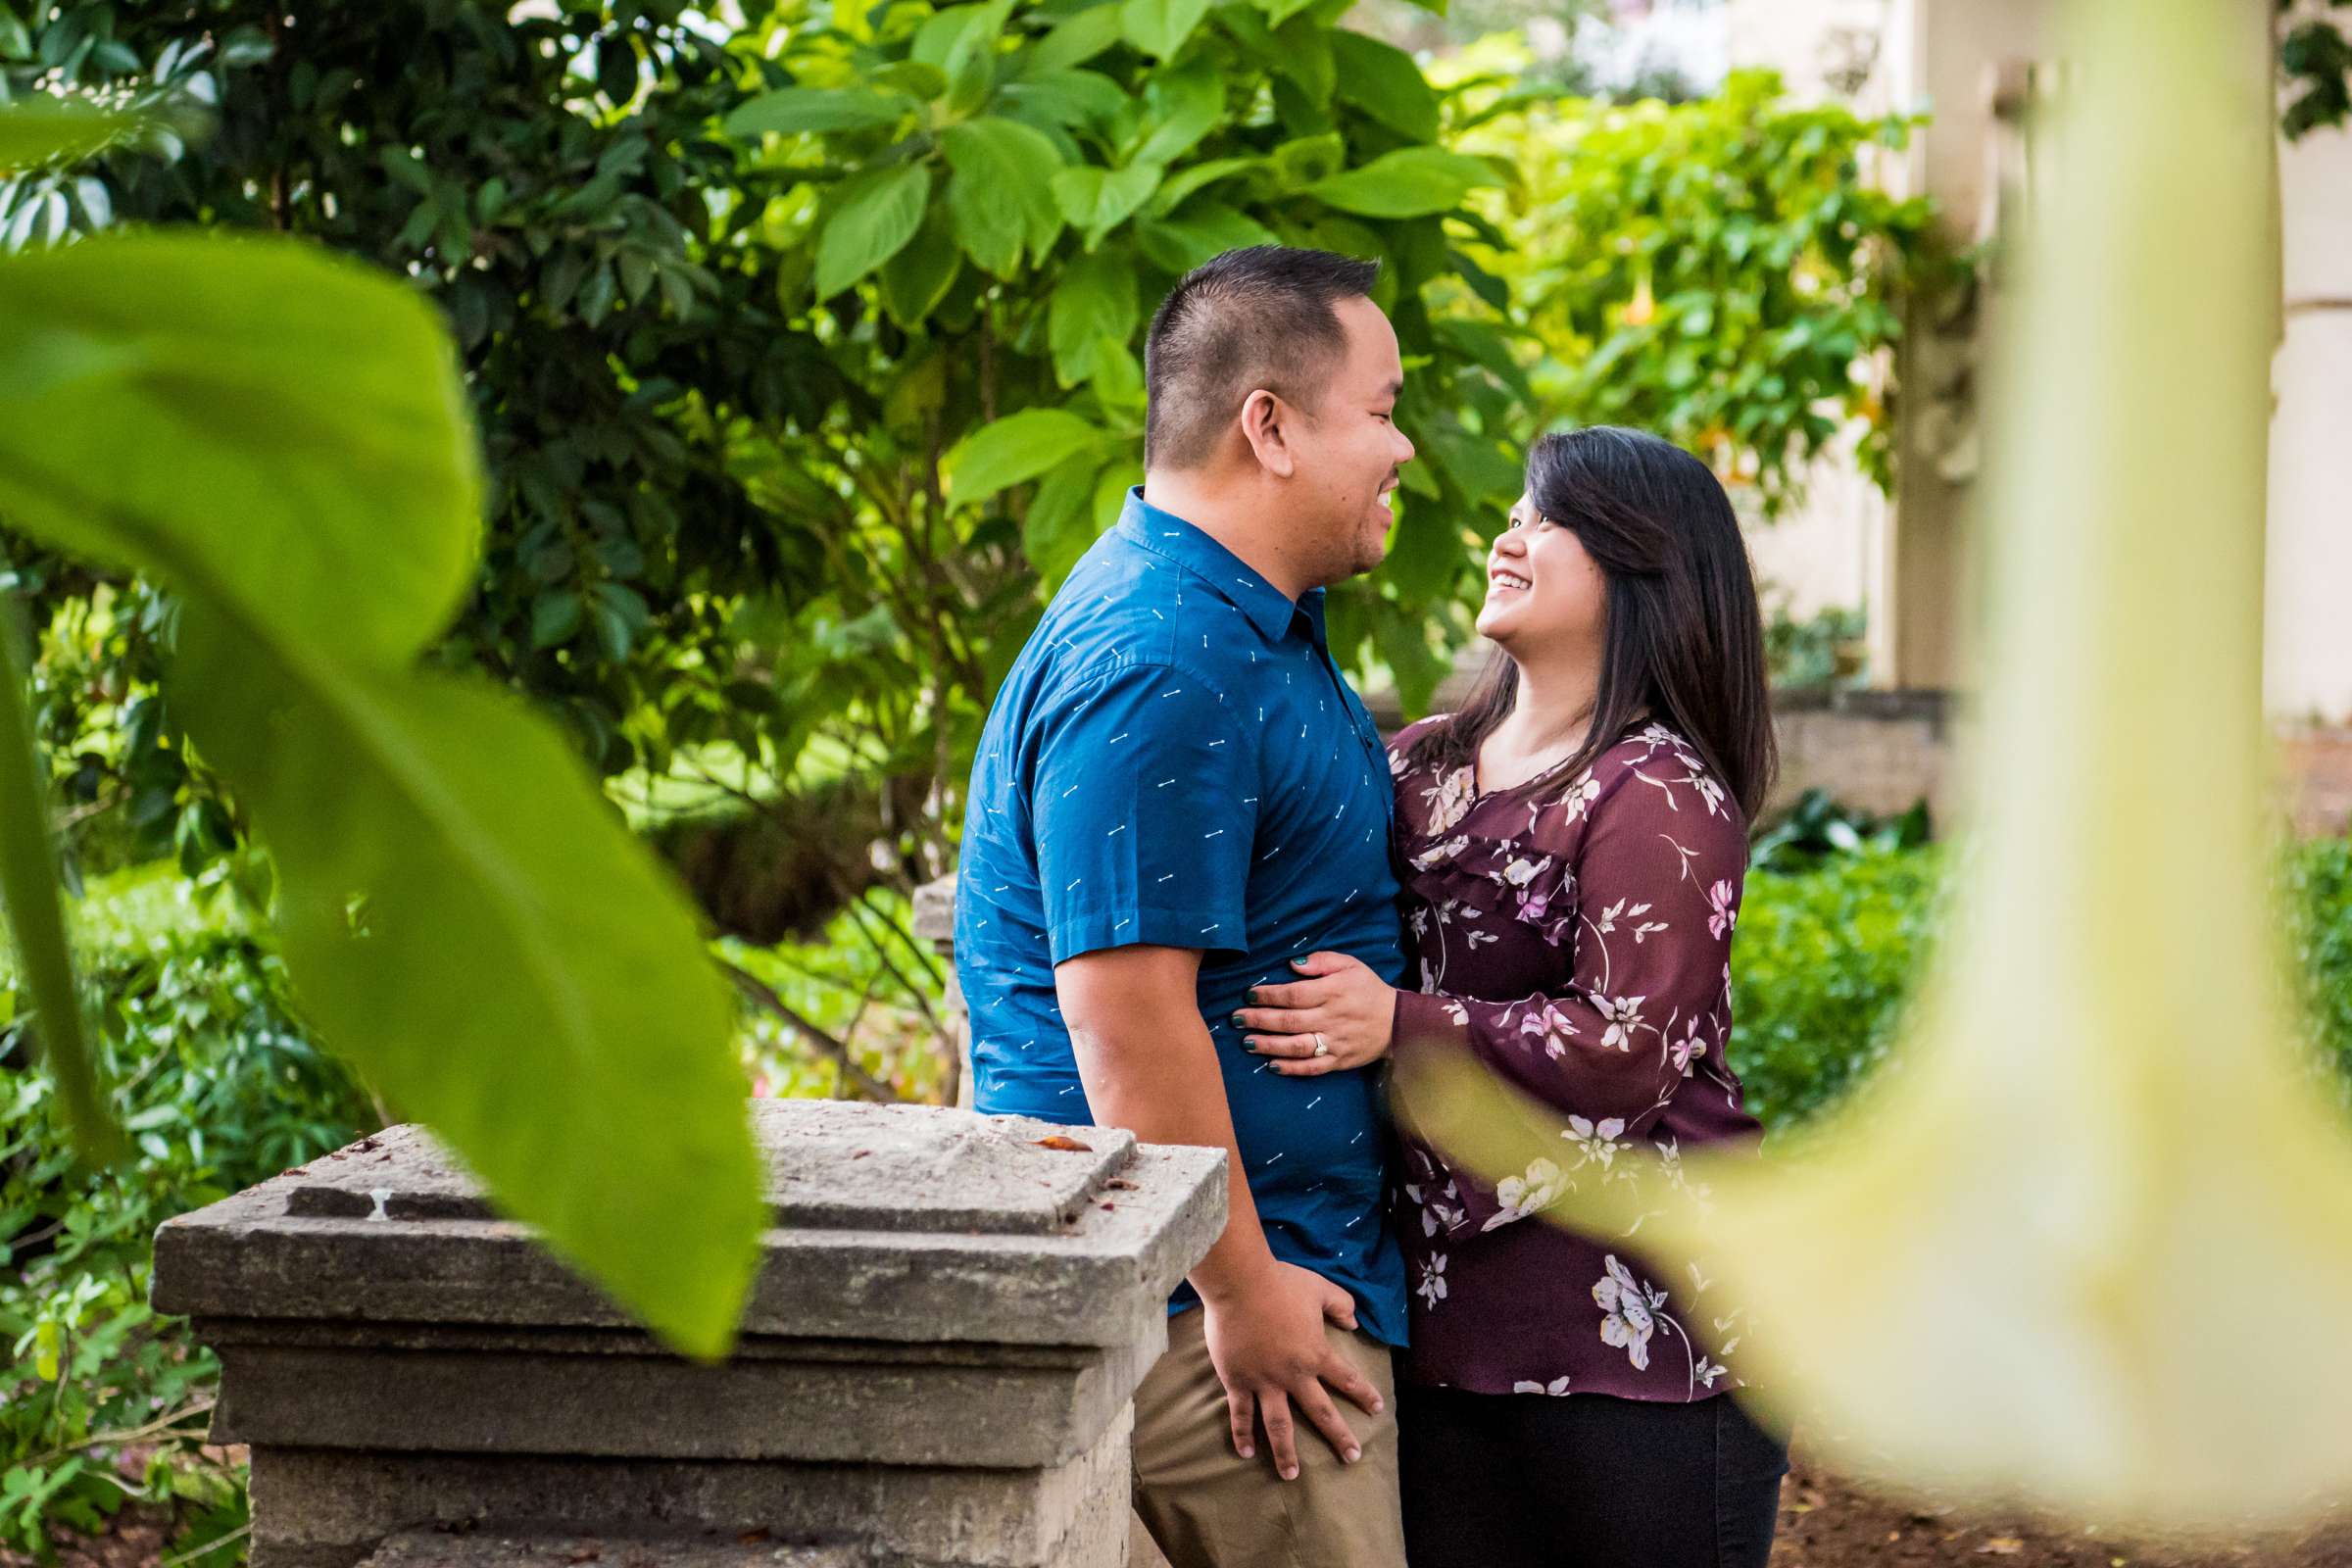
[1290,295,1416,583]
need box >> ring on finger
[1312,1032,1329,1058]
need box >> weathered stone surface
[205,1324,1158,1468]
[155,1104,1224,1349]
[249,1408,1134,1568]
[277,1106,1132,1237]
[157,1102,1220,1568]
[355,1531,860,1568]
[910,877,956,945]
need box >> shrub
[1,872,375,1561]
[1728,843,1945,1130]
[1728,834,2352,1132]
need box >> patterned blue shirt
[956,488,1410,1346]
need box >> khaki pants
[1129,1306,1406,1568]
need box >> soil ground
[14,1446,2352,1568]
[1771,1448,2352,1568]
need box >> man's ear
[1238,388,1298,479]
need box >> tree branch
[719,957,900,1102]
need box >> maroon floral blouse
[1385,716,1762,1403]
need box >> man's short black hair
[1142,245,1382,471]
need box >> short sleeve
[1031,661,1258,963]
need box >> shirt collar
[1115,487,1316,645]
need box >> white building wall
[2267,122,2352,722]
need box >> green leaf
[1022,449,1105,586]
[173,611,762,1359]
[1000,68,1128,129]
[0,234,479,666]
[0,228,763,1355]
[381,145,434,194]
[813,165,931,299]
[879,202,962,328]
[1303,146,1497,218]
[0,97,130,170]
[1253,0,1321,26]
[1026,3,1126,74]
[1132,58,1225,166]
[946,409,1107,507]
[942,118,1066,275]
[1135,202,1277,272]
[531,589,583,649]
[1148,155,1264,216]
[723,86,908,136]
[1331,32,1439,143]
[1120,0,1211,60]
[1049,248,1140,387]
[914,0,1015,108]
[1053,161,1164,241]
[1270,131,1348,190]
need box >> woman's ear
[1238,388,1298,478]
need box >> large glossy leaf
[814,164,931,299]
[0,229,763,1357]
[1135,202,1277,273]
[943,118,1066,276]
[173,611,763,1359]
[1119,0,1211,60]
[723,86,908,136]
[946,408,1107,507]
[0,97,130,169]
[879,202,962,329]
[1304,146,1497,218]
[1048,248,1140,388]
[1331,31,1440,144]
[1022,449,1108,587]
[1053,161,1164,241]
[1026,3,1126,74]
[1131,58,1225,167]
[0,234,478,665]
[1149,155,1265,216]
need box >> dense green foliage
[1727,831,2352,1130]
[1726,841,1944,1128]
[0,0,1534,918]
[2279,1,2352,139]
[1448,56,1946,514]
[1,873,374,1560]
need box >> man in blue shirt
[956,247,1418,1568]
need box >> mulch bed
[1773,1449,2352,1568]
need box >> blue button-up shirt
[956,489,1410,1346]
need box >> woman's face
[1476,490,1606,654]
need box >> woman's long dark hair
[1406,426,1778,820]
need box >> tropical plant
[0,100,764,1358]
[1,0,1529,950]
[1442,53,1948,514]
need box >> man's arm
[1055,944,1384,1481]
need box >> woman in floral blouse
[1235,427,1786,1566]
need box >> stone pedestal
[152,1102,1223,1568]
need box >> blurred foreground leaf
[0,221,760,1357]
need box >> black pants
[1399,1386,1789,1568]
